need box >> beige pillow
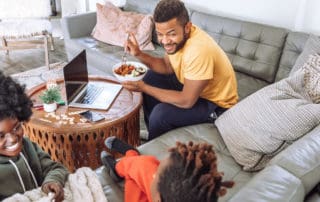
[215,53,320,171]
[91,2,155,50]
[302,53,320,103]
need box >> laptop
[63,50,122,110]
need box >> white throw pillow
[215,53,320,171]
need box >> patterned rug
[11,62,66,90]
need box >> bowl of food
[112,61,148,82]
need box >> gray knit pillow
[290,35,320,75]
[302,53,320,103]
[216,54,320,171]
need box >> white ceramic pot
[43,102,57,113]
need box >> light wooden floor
[0,16,67,75]
[0,38,67,75]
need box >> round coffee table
[24,76,142,172]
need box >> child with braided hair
[101,136,234,202]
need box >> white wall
[61,0,125,16]
[61,0,89,17]
[60,0,320,35]
[183,0,320,35]
[88,0,126,11]
[301,0,320,34]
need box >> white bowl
[112,61,148,82]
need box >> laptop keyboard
[77,85,104,104]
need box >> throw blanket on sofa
[3,167,108,202]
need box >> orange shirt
[115,150,160,202]
[168,25,238,108]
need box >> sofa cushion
[91,2,154,50]
[235,71,269,100]
[269,124,320,194]
[190,11,287,83]
[96,166,124,202]
[289,35,320,76]
[215,55,320,171]
[229,165,305,202]
[137,124,256,201]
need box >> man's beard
[161,32,189,55]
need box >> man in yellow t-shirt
[122,0,238,140]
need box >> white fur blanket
[3,167,108,202]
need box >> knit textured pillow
[289,35,320,76]
[91,2,155,50]
[215,54,320,171]
[302,53,320,103]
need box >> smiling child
[0,72,69,201]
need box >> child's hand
[42,182,64,202]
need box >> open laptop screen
[63,50,88,104]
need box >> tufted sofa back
[191,11,288,83]
[275,32,309,81]
[124,0,158,14]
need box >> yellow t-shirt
[168,25,238,108]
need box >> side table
[24,76,142,172]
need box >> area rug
[11,62,66,90]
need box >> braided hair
[0,71,33,121]
[158,141,234,202]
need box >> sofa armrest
[229,165,305,202]
[269,124,320,193]
[61,12,97,39]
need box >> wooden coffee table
[24,76,142,172]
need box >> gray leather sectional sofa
[61,0,320,201]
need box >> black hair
[153,0,189,26]
[0,71,33,121]
[158,141,234,202]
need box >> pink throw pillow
[91,2,155,50]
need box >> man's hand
[125,33,141,57]
[42,182,64,202]
[122,80,145,92]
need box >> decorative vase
[43,102,57,113]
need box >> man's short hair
[153,0,189,26]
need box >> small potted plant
[39,86,61,112]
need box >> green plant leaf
[39,87,62,104]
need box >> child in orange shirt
[101,137,233,202]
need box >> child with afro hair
[101,136,234,202]
[0,71,69,201]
